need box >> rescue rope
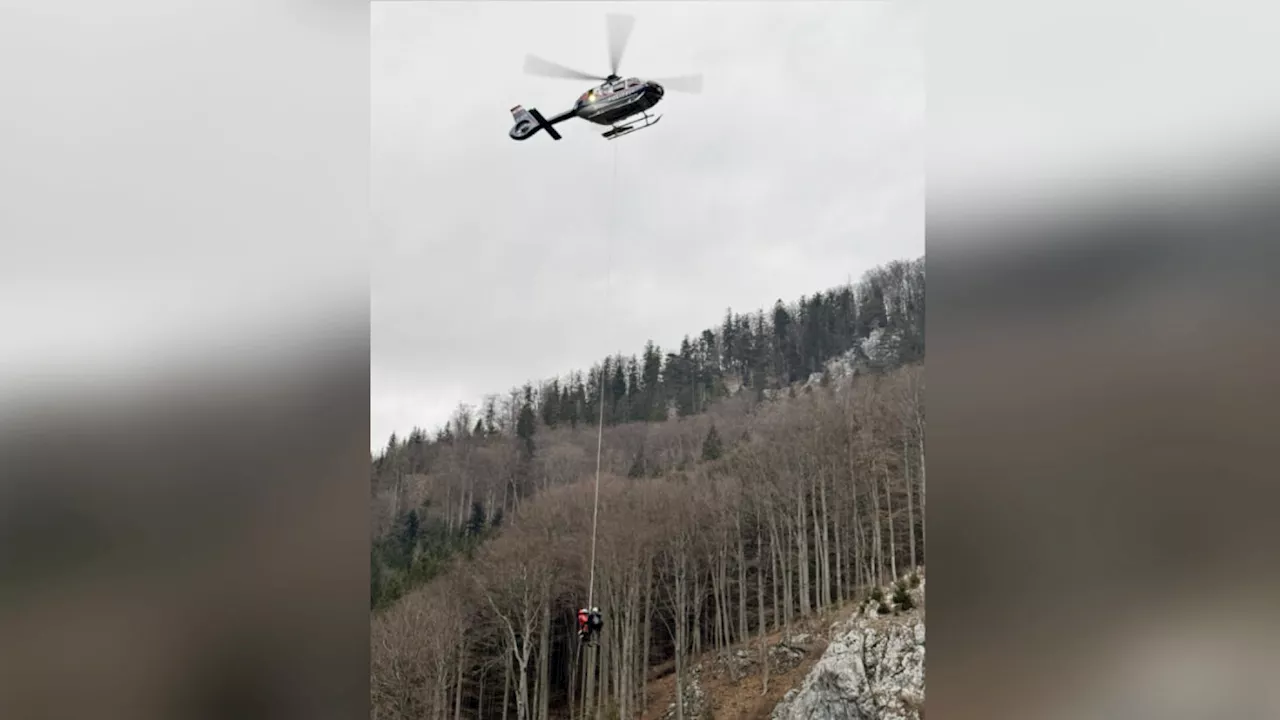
[587,143,618,611]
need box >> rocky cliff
[771,571,925,720]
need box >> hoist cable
[587,142,619,611]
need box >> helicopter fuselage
[508,76,667,142]
[573,77,664,125]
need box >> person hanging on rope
[577,606,603,644]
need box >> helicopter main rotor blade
[523,53,605,82]
[653,73,703,94]
[605,13,635,77]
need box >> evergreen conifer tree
[701,423,723,461]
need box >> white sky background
[371,0,924,451]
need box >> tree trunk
[626,572,641,719]
[809,471,825,610]
[619,573,638,720]
[795,483,810,616]
[711,550,724,653]
[852,498,865,592]
[453,646,465,720]
[885,464,898,581]
[845,394,863,593]
[917,433,926,558]
[819,466,832,609]
[904,437,918,570]
[736,512,749,644]
[673,551,688,720]
[598,609,611,719]
[539,589,550,720]
[833,490,845,606]
[757,524,770,696]
[642,558,654,715]
[517,655,531,720]
[721,543,732,650]
[445,484,454,535]
[768,513,785,629]
[870,463,884,586]
[691,581,700,661]
[568,638,578,720]
[503,653,511,720]
[584,642,596,720]
[435,663,448,720]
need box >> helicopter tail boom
[509,105,563,141]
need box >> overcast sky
[371,0,923,450]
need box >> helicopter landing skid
[603,112,662,140]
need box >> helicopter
[509,13,703,142]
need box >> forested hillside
[370,256,924,720]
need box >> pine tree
[737,314,755,386]
[673,338,696,417]
[663,349,682,416]
[857,272,888,336]
[611,356,628,424]
[626,355,644,422]
[574,373,588,427]
[801,293,826,376]
[466,501,486,537]
[516,385,537,458]
[641,341,663,421]
[600,357,615,423]
[701,423,723,461]
[699,329,721,403]
[773,300,793,383]
[483,396,499,436]
[400,509,421,562]
[753,312,770,387]
[835,285,856,354]
[584,365,599,426]
[721,309,738,378]
[541,378,561,428]
[560,383,578,429]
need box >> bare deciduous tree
[371,362,925,720]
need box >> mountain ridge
[370,258,926,720]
